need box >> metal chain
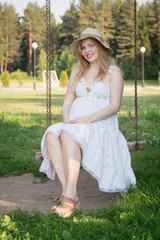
[46,0,51,128]
[134,0,138,149]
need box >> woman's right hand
[63,118,73,124]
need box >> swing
[35,0,146,161]
[127,0,146,151]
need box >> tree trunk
[1,60,4,74]
[5,17,9,71]
[158,3,160,68]
[28,17,32,76]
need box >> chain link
[134,0,138,149]
[46,0,51,128]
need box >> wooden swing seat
[127,140,146,151]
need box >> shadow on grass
[0,112,52,178]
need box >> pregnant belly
[69,96,109,120]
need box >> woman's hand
[63,118,73,124]
[70,116,92,124]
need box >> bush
[17,69,24,86]
[59,70,69,87]
[10,69,28,81]
[56,47,76,78]
[2,70,9,87]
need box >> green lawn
[0,86,160,239]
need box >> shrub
[59,70,69,87]
[10,69,28,82]
[17,69,24,86]
[2,70,9,87]
[56,47,76,77]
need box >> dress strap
[108,65,117,74]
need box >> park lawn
[0,87,160,239]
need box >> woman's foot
[51,195,64,212]
[54,196,80,218]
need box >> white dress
[40,66,136,193]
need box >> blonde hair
[72,38,112,90]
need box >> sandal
[55,196,80,218]
[51,195,64,212]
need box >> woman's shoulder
[108,65,122,75]
[69,66,79,81]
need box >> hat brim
[70,34,114,56]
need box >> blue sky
[0,0,152,23]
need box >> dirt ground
[0,169,118,215]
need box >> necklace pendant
[86,87,91,92]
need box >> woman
[40,28,136,218]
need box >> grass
[0,84,160,239]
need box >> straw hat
[70,28,114,56]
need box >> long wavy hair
[72,38,112,90]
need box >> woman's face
[80,38,99,63]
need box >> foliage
[1,70,9,87]
[0,0,159,79]
[0,214,31,239]
[58,1,80,48]
[0,3,20,74]
[20,2,46,75]
[9,69,28,86]
[79,0,97,30]
[9,69,28,80]
[59,70,69,87]
[37,50,46,81]
[56,47,76,77]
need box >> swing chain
[134,0,138,149]
[46,0,51,128]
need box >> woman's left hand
[70,116,92,124]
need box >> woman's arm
[71,67,123,124]
[61,68,77,123]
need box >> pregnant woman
[40,28,136,218]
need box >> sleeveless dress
[40,66,136,193]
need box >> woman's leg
[46,132,67,195]
[60,131,81,201]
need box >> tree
[146,0,159,69]
[79,0,97,31]
[95,0,114,45]
[0,3,20,73]
[0,3,5,74]
[115,0,135,61]
[37,50,46,81]
[111,0,124,57]
[56,47,76,77]
[58,1,80,49]
[137,4,151,56]
[21,2,46,75]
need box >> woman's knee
[60,130,69,142]
[46,132,56,145]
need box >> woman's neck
[84,64,100,82]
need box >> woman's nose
[85,47,90,53]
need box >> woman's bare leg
[60,131,81,201]
[46,132,67,195]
